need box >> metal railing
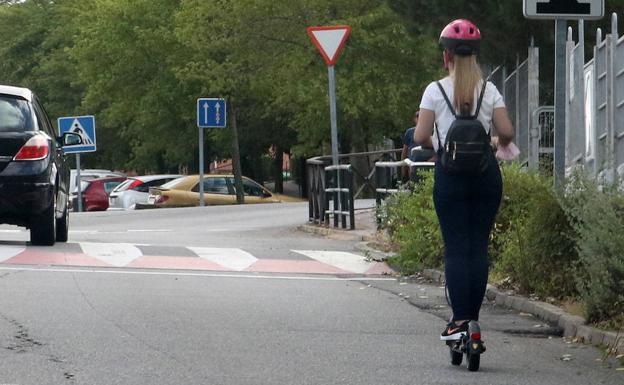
[307,149,401,229]
[325,165,355,229]
[374,158,435,224]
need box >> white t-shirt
[419,76,505,151]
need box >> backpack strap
[434,81,453,151]
[436,81,456,118]
[472,80,488,119]
[434,123,443,151]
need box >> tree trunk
[274,148,284,193]
[230,99,245,204]
[350,120,374,198]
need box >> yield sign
[307,25,351,66]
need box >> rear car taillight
[154,195,169,204]
[13,136,49,161]
[128,179,143,190]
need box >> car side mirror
[62,132,82,147]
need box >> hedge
[380,164,624,324]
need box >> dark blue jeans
[433,155,502,321]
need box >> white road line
[293,250,376,274]
[127,229,173,233]
[188,247,258,271]
[79,242,142,267]
[0,266,395,281]
[0,246,26,262]
[0,229,23,233]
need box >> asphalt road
[0,202,621,384]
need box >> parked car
[0,85,82,245]
[70,169,125,194]
[108,174,182,210]
[139,175,300,208]
[71,176,126,211]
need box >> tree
[71,0,195,172]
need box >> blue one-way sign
[197,98,227,128]
[58,115,96,153]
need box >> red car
[71,176,126,211]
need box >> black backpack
[435,80,492,175]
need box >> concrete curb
[353,241,393,262]
[297,224,369,241]
[421,269,624,355]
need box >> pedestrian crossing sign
[58,115,96,153]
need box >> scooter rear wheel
[466,352,480,372]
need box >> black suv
[0,85,81,245]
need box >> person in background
[401,110,420,181]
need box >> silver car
[108,174,182,210]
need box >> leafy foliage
[380,171,443,274]
[494,166,577,298]
[382,164,624,324]
[563,171,624,323]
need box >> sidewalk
[299,200,624,356]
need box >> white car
[108,174,182,210]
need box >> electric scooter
[444,285,486,371]
[446,320,486,371]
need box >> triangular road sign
[307,25,351,66]
[69,119,94,145]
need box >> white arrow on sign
[215,102,221,124]
[307,26,351,66]
[203,102,210,124]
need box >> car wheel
[31,193,57,246]
[56,199,69,242]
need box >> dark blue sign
[197,98,227,128]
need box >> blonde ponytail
[451,55,482,116]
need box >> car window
[242,179,268,197]
[191,177,230,194]
[0,95,34,132]
[160,178,186,189]
[76,180,91,192]
[135,178,175,193]
[103,181,122,194]
[144,178,174,188]
[113,179,134,192]
[33,98,54,137]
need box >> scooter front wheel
[450,348,463,366]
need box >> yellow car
[143,175,301,208]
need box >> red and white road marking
[0,243,394,276]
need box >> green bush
[562,171,624,323]
[490,165,549,264]
[493,165,578,298]
[381,164,624,325]
[379,171,443,274]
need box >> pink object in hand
[496,142,520,161]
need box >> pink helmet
[439,19,481,56]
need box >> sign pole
[76,154,83,212]
[328,65,339,167]
[554,18,567,188]
[327,64,342,216]
[199,127,205,207]
[196,98,227,207]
